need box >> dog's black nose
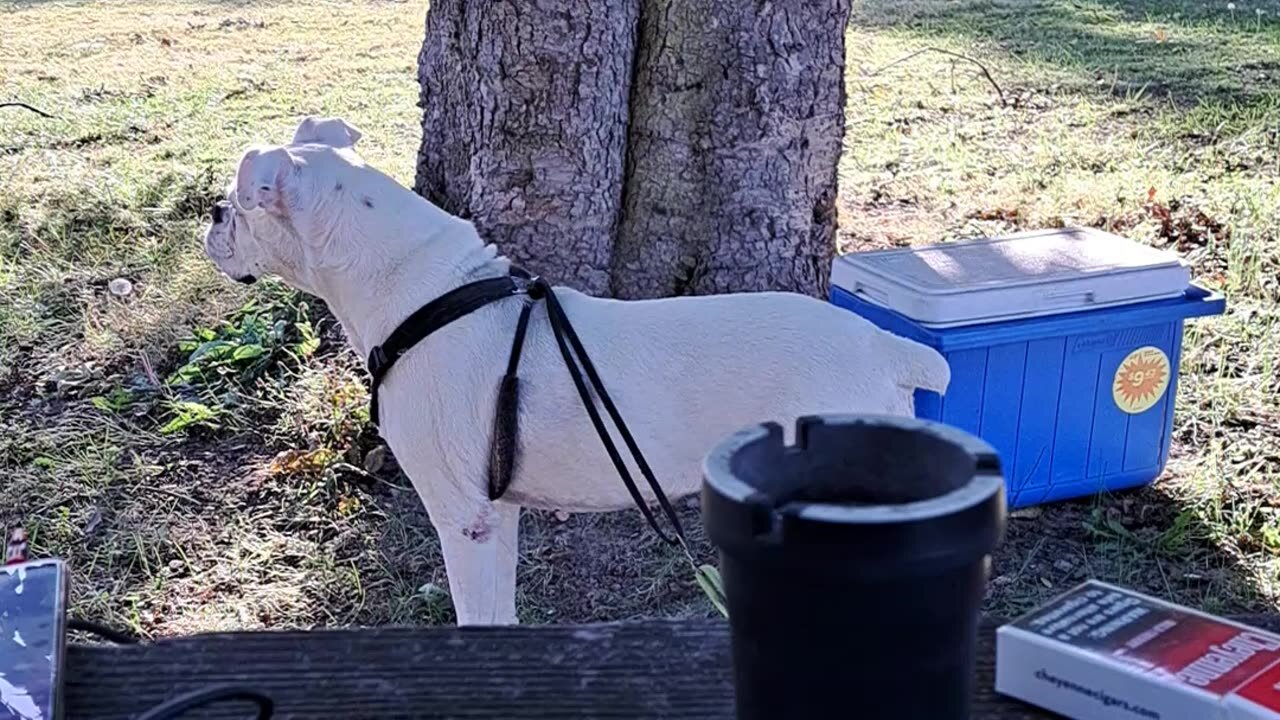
[211,202,227,224]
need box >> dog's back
[497,287,950,510]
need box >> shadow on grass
[515,503,717,624]
[364,490,717,626]
[987,482,1273,620]
[846,0,1278,617]
[855,0,1280,108]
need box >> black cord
[134,685,274,720]
[67,617,140,644]
[65,618,274,718]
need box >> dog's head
[203,116,367,291]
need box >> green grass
[1,0,1278,634]
[843,0,1280,616]
[0,0,450,635]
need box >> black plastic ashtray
[702,414,1007,720]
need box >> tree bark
[415,0,851,299]
[610,0,849,298]
[415,0,637,296]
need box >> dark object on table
[702,414,1007,720]
[1,558,68,720]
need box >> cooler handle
[1042,290,1097,310]
[853,281,892,306]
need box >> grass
[843,0,1280,617]
[1,0,1278,635]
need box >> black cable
[134,685,274,720]
[66,617,140,644]
[64,618,274,718]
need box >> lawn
[1,0,1277,636]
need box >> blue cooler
[830,227,1225,508]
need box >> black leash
[366,274,533,427]
[366,268,685,545]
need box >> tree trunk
[415,0,637,296]
[415,0,851,299]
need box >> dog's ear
[291,116,362,148]
[235,146,296,214]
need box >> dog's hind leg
[436,501,521,625]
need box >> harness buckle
[518,276,548,300]
[509,267,547,300]
[367,345,389,377]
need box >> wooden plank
[66,621,731,719]
[63,616,1280,719]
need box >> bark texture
[611,0,850,298]
[415,0,636,295]
[415,0,851,299]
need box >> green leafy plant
[295,317,321,359]
[90,386,136,413]
[159,400,221,434]
[162,289,323,433]
[1260,512,1280,555]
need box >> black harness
[365,268,685,545]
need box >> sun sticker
[1112,347,1171,414]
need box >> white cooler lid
[831,227,1191,327]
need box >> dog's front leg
[434,500,521,625]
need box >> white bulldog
[203,117,951,625]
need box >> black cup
[701,414,1006,720]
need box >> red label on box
[1012,583,1280,697]
[1233,657,1280,712]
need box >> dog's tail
[885,334,951,394]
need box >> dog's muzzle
[207,200,253,284]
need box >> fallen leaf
[83,507,102,536]
[695,564,728,618]
[417,582,447,600]
[337,495,361,516]
[363,445,387,474]
[269,448,335,476]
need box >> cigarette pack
[997,580,1280,719]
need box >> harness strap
[540,288,685,544]
[368,267,685,545]
[487,278,541,501]
[367,275,530,426]
[504,269,543,378]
